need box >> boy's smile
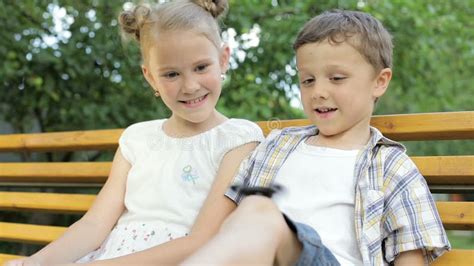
[296,39,390,149]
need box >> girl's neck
[163,110,227,138]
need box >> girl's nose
[182,76,200,94]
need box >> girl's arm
[82,142,259,265]
[7,149,130,265]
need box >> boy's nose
[312,84,329,99]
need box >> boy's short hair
[293,9,393,72]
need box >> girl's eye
[330,76,346,81]
[163,72,179,79]
[195,64,209,72]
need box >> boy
[182,9,450,265]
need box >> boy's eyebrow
[296,63,348,73]
[324,63,346,69]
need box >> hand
[4,257,41,266]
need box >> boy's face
[296,39,390,146]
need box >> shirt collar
[280,125,405,151]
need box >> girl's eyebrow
[158,66,175,72]
[192,58,214,65]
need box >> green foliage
[364,0,474,114]
[0,0,472,153]
[1,0,169,134]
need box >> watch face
[231,184,283,198]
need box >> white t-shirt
[77,118,263,262]
[273,140,363,266]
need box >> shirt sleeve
[118,125,135,164]
[212,119,263,170]
[224,129,282,204]
[382,156,451,264]
[224,151,256,204]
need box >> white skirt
[76,221,188,263]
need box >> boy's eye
[195,64,209,72]
[301,78,315,85]
[163,72,179,79]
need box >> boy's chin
[313,126,342,137]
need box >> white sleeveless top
[273,141,363,266]
[77,118,263,262]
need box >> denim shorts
[283,214,340,266]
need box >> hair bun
[192,0,228,18]
[118,5,151,42]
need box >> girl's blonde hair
[118,0,228,64]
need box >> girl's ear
[219,44,231,73]
[142,64,157,90]
[142,64,160,97]
[373,68,392,98]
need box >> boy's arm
[394,250,424,266]
[80,142,258,265]
[9,149,130,265]
[383,154,450,264]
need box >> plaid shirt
[225,126,450,265]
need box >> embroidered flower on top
[181,165,199,184]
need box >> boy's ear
[219,44,231,73]
[373,68,392,98]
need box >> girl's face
[142,30,229,127]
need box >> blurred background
[1,0,473,255]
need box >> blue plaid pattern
[225,126,450,265]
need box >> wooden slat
[370,111,474,141]
[413,156,474,185]
[0,254,23,265]
[436,202,474,230]
[1,156,472,184]
[0,222,66,245]
[256,119,309,136]
[1,224,470,266]
[0,231,472,265]
[0,162,110,183]
[0,129,123,152]
[0,191,471,230]
[256,111,474,140]
[0,112,472,153]
[432,249,474,266]
[0,192,95,214]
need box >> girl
[6,0,262,265]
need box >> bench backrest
[0,111,473,264]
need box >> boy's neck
[308,127,372,150]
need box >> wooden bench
[0,111,473,265]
